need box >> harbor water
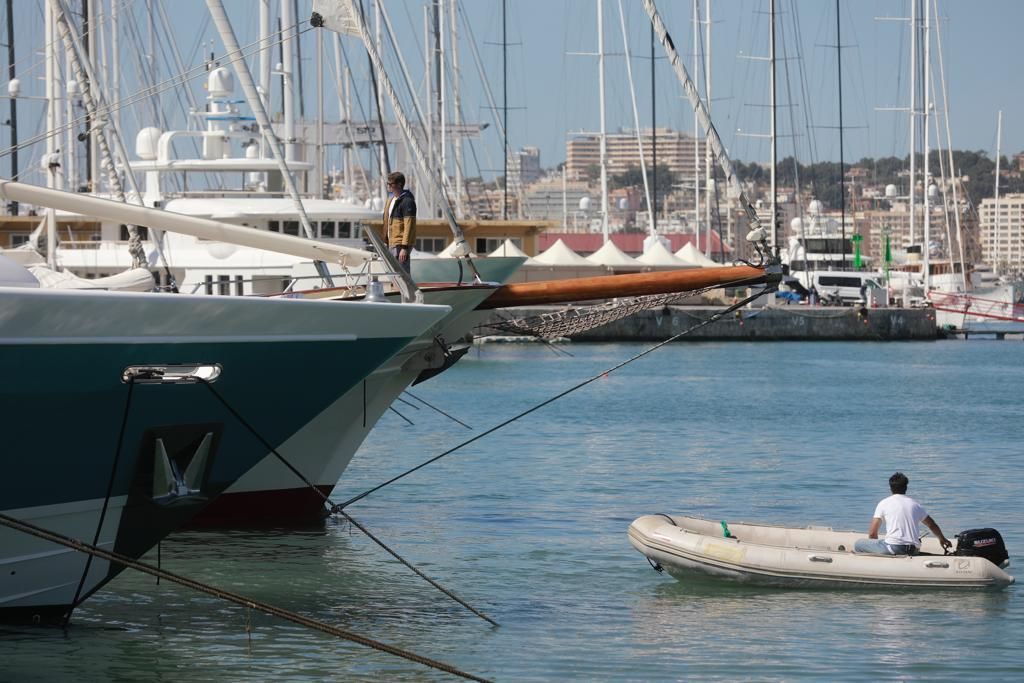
[3,340,1023,681]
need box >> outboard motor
[954,528,1010,568]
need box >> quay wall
[481,306,938,342]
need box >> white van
[802,271,886,305]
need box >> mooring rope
[402,390,474,430]
[196,379,498,628]
[338,511,499,627]
[394,395,421,411]
[389,405,415,426]
[0,512,490,683]
[65,375,137,625]
[339,286,775,510]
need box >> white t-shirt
[873,494,927,546]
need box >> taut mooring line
[0,512,491,682]
[196,380,497,628]
[389,405,415,426]
[340,287,775,511]
[403,390,473,429]
[338,511,499,627]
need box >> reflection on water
[2,341,1023,680]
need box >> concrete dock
[480,305,938,342]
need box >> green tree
[610,164,677,199]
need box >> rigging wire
[402,390,474,429]
[0,21,312,161]
[339,284,775,512]
[777,0,805,232]
[194,378,498,628]
[2,0,136,83]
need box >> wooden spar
[477,265,767,309]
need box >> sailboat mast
[597,0,609,242]
[703,0,712,257]
[5,0,17,204]
[616,0,654,236]
[280,0,296,161]
[908,0,917,249]
[259,0,271,169]
[84,0,96,190]
[651,22,657,234]
[423,6,433,215]
[502,0,509,220]
[438,0,446,208]
[316,22,325,198]
[259,0,272,108]
[44,0,62,268]
[692,0,699,236]
[110,0,120,136]
[836,0,847,266]
[206,0,333,284]
[769,0,777,250]
[449,0,463,218]
[922,0,931,290]
[372,0,388,198]
[931,0,968,292]
[641,0,765,236]
[994,110,1003,274]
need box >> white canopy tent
[636,240,691,267]
[586,240,642,268]
[532,239,594,266]
[676,242,723,267]
[487,238,538,265]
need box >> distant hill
[732,151,1024,210]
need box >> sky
[454,0,1024,172]
[5,1,1023,185]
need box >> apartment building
[565,127,706,188]
[506,146,543,192]
[979,193,1024,272]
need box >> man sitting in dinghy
[854,472,953,556]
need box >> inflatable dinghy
[629,515,1014,589]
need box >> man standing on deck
[383,171,417,273]
[854,472,952,555]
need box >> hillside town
[455,127,1024,274]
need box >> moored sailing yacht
[0,205,451,623]
[197,259,769,524]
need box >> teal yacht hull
[0,286,449,623]
[195,282,501,524]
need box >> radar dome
[790,217,803,232]
[885,184,898,198]
[135,127,163,160]
[616,197,628,210]
[207,67,234,98]
[7,78,20,98]
[579,196,591,211]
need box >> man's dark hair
[387,171,406,189]
[889,472,909,494]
